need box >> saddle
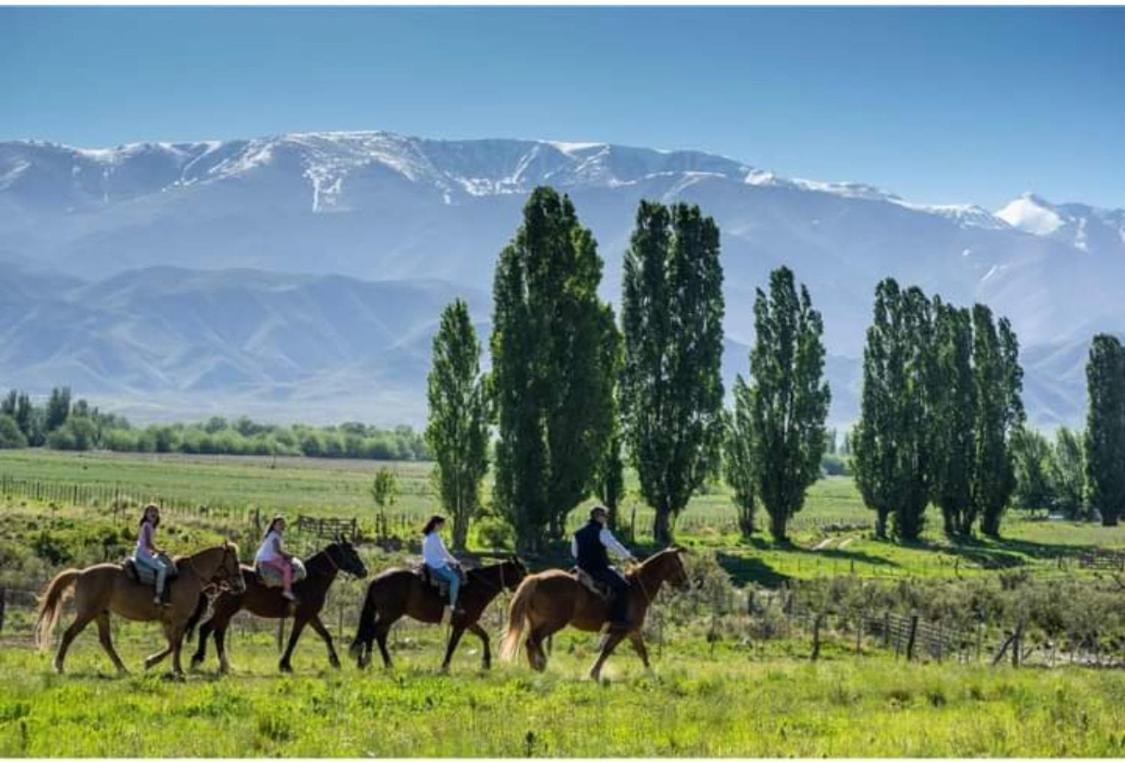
[414,564,466,604]
[254,558,308,588]
[572,567,612,601]
[121,554,179,603]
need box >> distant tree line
[0,388,429,461]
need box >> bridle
[188,545,241,591]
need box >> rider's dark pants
[589,567,630,625]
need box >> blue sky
[2,6,1123,210]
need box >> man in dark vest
[571,505,637,627]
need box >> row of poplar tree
[849,280,1025,541]
[423,187,831,551]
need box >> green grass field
[4,448,1125,756]
[3,623,1125,757]
[3,448,1124,587]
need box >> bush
[0,414,27,448]
[475,517,515,550]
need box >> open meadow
[3,449,1125,757]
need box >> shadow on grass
[715,552,790,588]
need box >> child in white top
[421,515,462,614]
[256,515,297,601]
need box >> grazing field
[3,625,1125,757]
[4,449,1125,757]
[3,448,1125,586]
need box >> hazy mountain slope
[2,130,1123,425]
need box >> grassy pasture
[2,626,1125,757]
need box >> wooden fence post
[0,586,6,635]
[906,615,919,662]
[811,614,824,661]
[883,612,891,649]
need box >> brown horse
[188,538,368,673]
[350,557,527,671]
[34,542,244,676]
[499,546,689,680]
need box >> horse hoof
[329,658,341,670]
[279,663,293,674]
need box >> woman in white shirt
[256,516,297,602]
[421,515,462,614]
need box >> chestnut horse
[188,538,368,673]
[350,557,527,671]
[34,542,244,676]
[499,546,689,680]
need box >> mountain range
[2,131,1123,427]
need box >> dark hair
[422,515,446,535]
[263,515,285,540]
[139,503,160,527]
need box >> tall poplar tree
[746,267,830,541]
[426,298,490,551]
[931,299,976,536]
[1085,334,1125,526]
[971,305,1025,537]
[489,187,615,551]
[852,279,935,541]
[724,377,758,537]
[620,201,725,544]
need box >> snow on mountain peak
[996,193,1063,235]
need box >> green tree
[489,187,615,552]
[971,306,1025,537]
[425,298,490,551]
[746,267,830,541]
[620,201,725,543]
[852,279,935,541]
[931,300,976,537]
[371,467,399,522]
[724,377,757,537]
[1011,427,1055,515]
[0,414,27,448]
[1085,334,1125,526]
[1051,426,1087,520]
[45,386,71,433]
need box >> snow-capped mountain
[1,130,1123,425]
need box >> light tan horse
[499,546,689,680]
[35,542,244,676]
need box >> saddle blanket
[573,567,612,601]
[122,554,179,586]
[255,558,308,588]
[415,564,465,602]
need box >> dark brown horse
[500,546,689,680]
[188,539,367,673]
[350,557,527,671]
[35,542,244,677]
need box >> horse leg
[374,620,394,669]
[589,630,627,681]
[95,612,129,675]
[170,623,187,677]
[190,616,214,669]
[54,611,96,674]
[307,615,341,670]
[628,631,652,672]
[467,622,491,670]
[145,621,177,672]
[279,616,307,673]
[441,624,466,672]
[214,624,232,674]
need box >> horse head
[217,541,246,593]
[328,536,368,578]
[660,545,692,591]
[503,554,529,590]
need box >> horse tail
[349,584,379,660]
[499,575,538,663]
[184,593,208,641]
[34,569,80,651]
